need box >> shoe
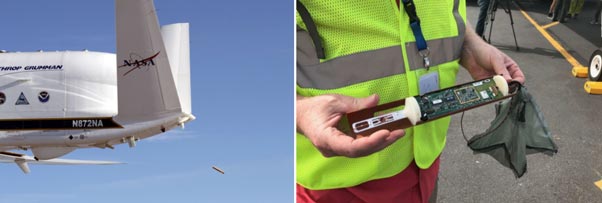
[547,13,553,20]
[591,20,601,25]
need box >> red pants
[297,157,440,203]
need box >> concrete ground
[438,0,602,202]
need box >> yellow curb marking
[518,8,584,68]
[541,21,560,29]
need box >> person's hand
[296,94,405,158]
[460,27,525,84]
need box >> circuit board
[416,78,504,121]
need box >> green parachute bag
[466,83,558,178]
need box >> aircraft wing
[0,151,122,174]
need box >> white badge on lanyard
[419,72,439,95]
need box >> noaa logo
[38,91,50,103]
[0,92,5,105]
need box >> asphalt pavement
[438,0,602,202]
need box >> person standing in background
[548,0,558,19]
[476,0,491,37]
[591,0,602,24]
[568,0,585,19]
[553,0,570,23]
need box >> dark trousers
[476,0,491,36]
[553,0,570,22]
[594,1,602,22]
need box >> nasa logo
[118,51,160,76]
[0,92,5,105]
[38,91,50,103]
[15,92,29,105]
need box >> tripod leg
[508,1,519,51]
[487,0,497,43]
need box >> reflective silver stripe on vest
[297,0,465,90]
[297,41,404,89]
[405,36,464,70]
[297,26,320,67]
[405,0,465,70]
[453,0,466,40]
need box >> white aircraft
[0,0,194,173]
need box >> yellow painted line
[595,179,602,191]
[541,21,560,29]
[518,8,584,68]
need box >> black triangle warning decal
[15,92,29,105]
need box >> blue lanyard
[401,0,430,68]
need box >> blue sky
[0,1,293,202]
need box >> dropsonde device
[347,75,518,138]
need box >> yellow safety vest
[296,0,467,190]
